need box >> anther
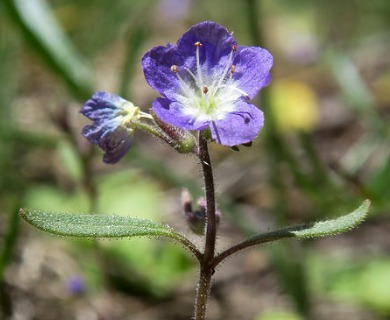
[231,44,237,51]
[170,65,178,73]
[194,41,202,47]
[230,65,236,73]
[203,86,209,94]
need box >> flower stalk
[193,133,217,320]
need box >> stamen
[194,41,204,88]
[203,86,209,94]
[220,84,249,99]
[170,65,193,95]
[184,67,198,83]
[215,45,236,91]
[228,65,236,82]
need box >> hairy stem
[194,266,213,320]
[193,133,217,320]
[199,135,217,261]
[211,228,295,268]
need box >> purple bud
[181,188,193,215]
[180,190,220,235]
[197,197,221,225]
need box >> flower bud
[181,188,193,216]
[181,189,205,235]
[180,189,220,235]
[197,197,221,226]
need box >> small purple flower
[80,91,147,164]
[142,21,273,146]
[66,275,85,295]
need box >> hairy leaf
[213,200,370,267]
[291,200,370,238]
[19,208,202,260]
[20,209,175,238]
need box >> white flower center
[171,42,249,123]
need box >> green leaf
[19,208,202,260]
[212,200,370,267]
[291,200,370,238]
[19,209,176,238]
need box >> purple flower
[142,21,273,146]
[80,91,145,164]
[66,275,85,295]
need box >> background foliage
[0,0,389,319]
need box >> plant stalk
[193,133,217,320]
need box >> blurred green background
[0,0,389,319]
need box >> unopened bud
[181,189,205,235]
[197,197,221,225]
[181,189,193,216]
[180,191,220,235]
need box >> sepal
[151,110,197,154]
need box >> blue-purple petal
[141,45,184,99]
[176,21,236,69]
[99,126,133,164]
[80,92,129,121]
[82,121,132,164]
[152,97,209,130]
[80,91,134,164]
[141,21,273,147]
[231,46,273,99]
[141,22,238,100]
[210,101,264,146]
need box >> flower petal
[80,92,129,122]
[210,101,264,146]
[142,45,185,99]
[152,97,209,130]
[98,126,133,164]
[141,21,273,147]
[231,46,273,99]
[176,21,236,69]
[80,91,136,164]
[82,121,133,164]
[142,21,238,101]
